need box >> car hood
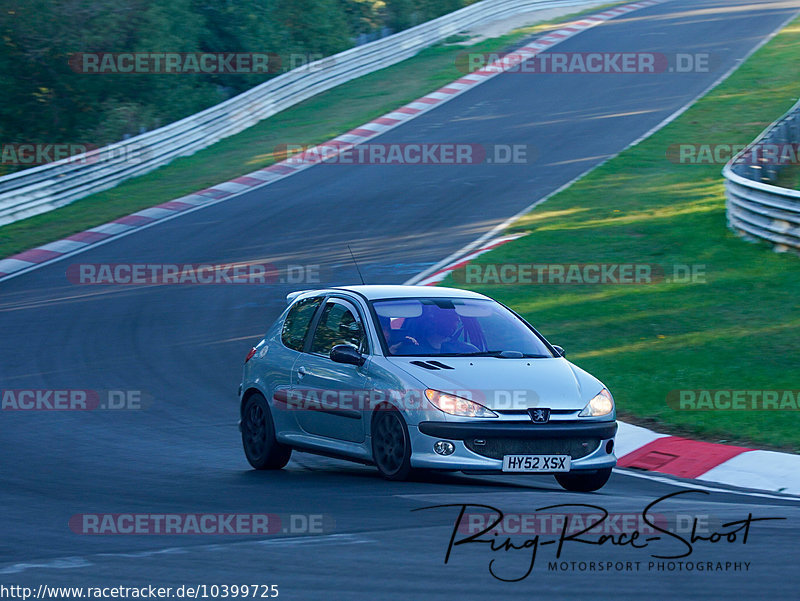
[385,356,604,411]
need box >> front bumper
[409,420,617,472]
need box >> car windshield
[372,297,554,357]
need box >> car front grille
[464,437,601,460]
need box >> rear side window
[281,297,322,351]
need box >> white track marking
[614,468,800,501]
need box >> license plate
[502,454,571,472]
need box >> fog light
[434,440,455,455]
[606,440,614,454]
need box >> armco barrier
[0,0,600,227]
[724,98,800,252]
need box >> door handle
[297,366,306,379]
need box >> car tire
[555,467,612,492]
[371,407,413,481]
[241,392,292,470]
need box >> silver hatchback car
[239,285,617,491]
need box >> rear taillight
[244,347,257,363]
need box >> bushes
[0,0,474,161]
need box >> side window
[310,301,366,356]
[281,296,323,351]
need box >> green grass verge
[442,19,800,451]
[0,2,623,258]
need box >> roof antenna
[347,245,366,285]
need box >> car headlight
[578,388,614,417]
[425,389,498,418]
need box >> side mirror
[330,344,366,366]
[552,345,566,357]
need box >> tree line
[0,0,471,170]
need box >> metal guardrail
[0,0,596,227]
[723,98,800,252]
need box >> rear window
[281,296,322,351]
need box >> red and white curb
[616,422,800,495]
[423,239,800,497]
[0,0,665,283]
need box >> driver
[395,306,478,355]
[380,316,418,354]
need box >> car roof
[291,285,491,302]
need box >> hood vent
[410,360,439,370]
[427,360,454,370]
[409,360,454,371]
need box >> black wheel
[241,393,291,470]
[555,468,612,492]
[371,407,413,481]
